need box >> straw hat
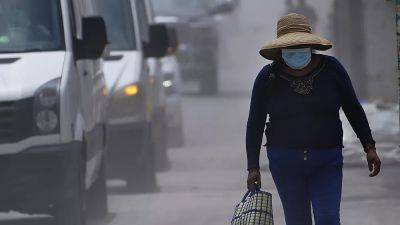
[259,13,332,60]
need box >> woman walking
[246,13,381,225]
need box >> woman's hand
[365,144,381,177]
[247,169,261,191]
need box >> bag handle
[241,189,260,203]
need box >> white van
[0,0,109,224]
[154,14,185,147]
[93,0,169,191]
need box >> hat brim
[259,32,332,60]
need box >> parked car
[0,0,109,224]
[93,0,170,192]
[156,26,185,147]
[151,0,235,95]
[162,55,185,147]
[144,0,172,171]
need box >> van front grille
[0,101,17,141]
[0,98,33,144]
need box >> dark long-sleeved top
[246,55,375,170]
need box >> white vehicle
[155,26,184,147]
[144,0,172,171]
[161,55,185,147]
[0,0,109,224]
[93,0,170,191]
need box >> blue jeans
[267,148,343,225]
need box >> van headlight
[162,74,177,96]
[33,78,60,134]
[124,84,139,96]
[36,110,59,132]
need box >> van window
[136,0,150,43]
[95,0,136,51]
[0,0,65,53]
[151,0,214,17]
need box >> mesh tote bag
[231,190,274,225]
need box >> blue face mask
[281,48,312,70]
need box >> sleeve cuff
[247,165,260,171]
[363,142,376,153]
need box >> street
[101,94,400,225]
[0,1,399,225]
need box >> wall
[364,0,397,102]
[331,0,397,102]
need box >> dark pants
[267,148,343,225]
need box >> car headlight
[162,79,173,88]
[36,110,58,132]
[163,74,177,96]
[33,78,60,134]
[124,84,139,96]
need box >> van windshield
[0,0,64,53]
[151,0,214,17]
[95,0,136,51]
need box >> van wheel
[55,153,85,225]
[200,62,218,95]
[155,112,170,171]
[168,124,185,148]
[126,131,158,193]
[86,157,108,219]
[176,123,185,147]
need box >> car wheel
[155,112,171,171]
[200,61,219,95]
[55,151,85,225]
[126,126,158,193]
[168,123,185,148]
[86,157,108,219]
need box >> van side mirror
[144,24,169,58]
[166,27,179,54]
[76,17,109,60]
